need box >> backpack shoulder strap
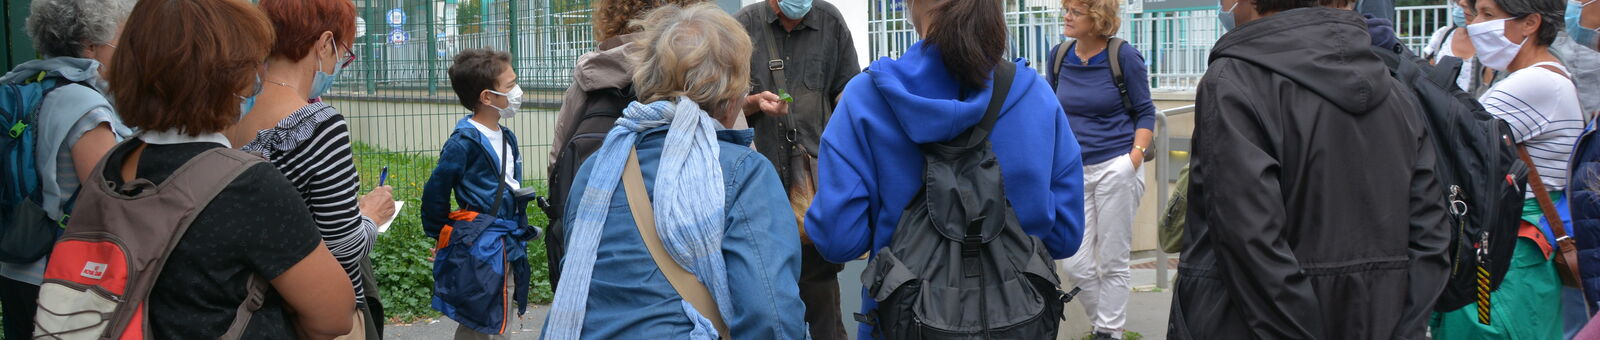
[969,62,1017,143]
[622,147,729,339]
[1107,38,1135,119]
[1432,56,1466,90]
[1427,26,1459,61]
[1051,42,1070,90]
[156,148,268,339]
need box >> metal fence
[338,0,1451,186]
[870,0,1449,91]
[330,0,591,187]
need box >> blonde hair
[1069,0,1122,38]
[628,3,752,117]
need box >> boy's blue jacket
[421,115,534,334]
[804,41,1087,339]
[423,115,527,236]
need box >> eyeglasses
[332,37,357,69]
[1064,8,1088,19]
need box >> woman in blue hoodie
[804,0,1087,338]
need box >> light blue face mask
[1451,3,1469,27]
[778,0,813,20]
[1219,0,1240,31]
[1569,0,1599,49]
[307,37,347,100]
[238,73,262,120]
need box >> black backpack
[856,63,1072,339]
[1371,45,1528,314]
[539,85,634,288]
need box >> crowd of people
[4,0,1600,339]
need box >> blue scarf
[545,97,732,339]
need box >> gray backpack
[857,62,1072,339]
[32,141,270,339]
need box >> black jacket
[1168,8,1451,340]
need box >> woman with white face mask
[1432,0,1581,337]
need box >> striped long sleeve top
[242,102,376,301]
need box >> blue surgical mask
[1451,3,1469,27]
[1219,0,1240,31]
[238,73,262,120]
[307,38,347,100]
[779,0,812,20]
[1569,0,1599,49]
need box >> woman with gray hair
[0,0,132,338]
[540,3,807,340]
[1431,0,1581,336]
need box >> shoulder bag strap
[1517,145,1583,288]
[763,27,789,94]
[622,147,730,338]
[487,133,510,216]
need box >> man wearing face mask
[733,0,860,338]
[1168,0,1449,337]
[1431,0,1582,337]
[223,0,398,337]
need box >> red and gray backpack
[32,142,270,339]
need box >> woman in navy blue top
[1046,0,1157,338]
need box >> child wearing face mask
[421,48,539,340]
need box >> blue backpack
[0,72,83,263]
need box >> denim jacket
[422,115,526,238]
[541,127,809,339]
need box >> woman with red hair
[224,0,394,337]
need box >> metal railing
[867,1,1451,92]
[1154,104,1196,288]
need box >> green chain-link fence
[333,0,591,187]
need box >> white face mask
[486,84,524,119]
[1466,18,1528,71]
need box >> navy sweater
[1049,40,1158,165]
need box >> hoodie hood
[573,34,636,93]
[1210,8,1394,114]
[864,42,1044,144]
[0,57,106,92]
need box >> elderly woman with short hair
[540,3,807,340]
[0,0,132,337]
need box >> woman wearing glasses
[223,0,395,337]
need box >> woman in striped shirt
[224,0,395,337]
[1431,0,1582,337]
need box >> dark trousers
[800,243,847,340]
[1,276,40,340]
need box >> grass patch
[352,143,553,322]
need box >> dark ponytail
[923,0,1008,90]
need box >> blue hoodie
[805,41,1087,338]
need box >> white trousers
[1060,154,1145,338]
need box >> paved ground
[387,256,1178,339]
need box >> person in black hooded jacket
[1166,0,1452,338]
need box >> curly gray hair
[27,0,132,58]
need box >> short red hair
[259,0,356,60]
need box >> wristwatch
[1132,145,1148,154]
